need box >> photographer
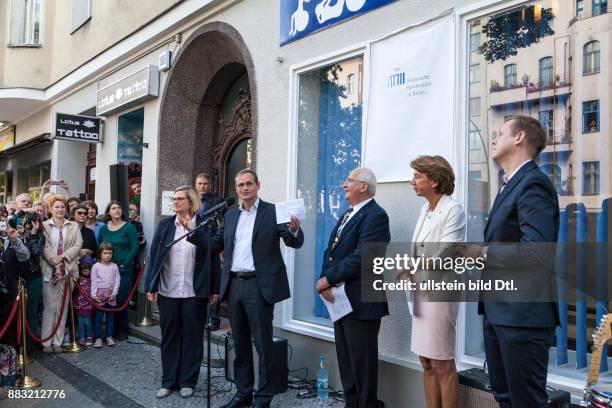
[0,221,31,347]
[21,212,45,344]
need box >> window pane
[294,56,363,326]
[470,64,481,83]
[467,1,612,380]
[71,0,92,33]
[470,32,481,52]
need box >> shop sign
[96,65,159,116]
[53,112,103,143]
[280,0,397,45]
[0,126,16,152]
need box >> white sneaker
[106,337,116,347]
[93,338,103,348]
[62,333,71,346]
[156,388,171,399]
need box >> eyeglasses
[75,211,87,215]
[345,178,366,184]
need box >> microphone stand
[165,210,221,408]
[204,216,215,408]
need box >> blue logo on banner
[280,0,398,45]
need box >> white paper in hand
[275,198,306,224]
[320,284,353,322]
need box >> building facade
[1,0,610,405]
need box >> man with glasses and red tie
[316,167,391,408]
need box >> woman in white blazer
[406,156,465,408]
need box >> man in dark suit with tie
[316,167,391,408]
[466,115,559,407]
[194,172,224,329]
[217,169,304,408]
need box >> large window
[583,100,600,133]
[577,0,584,16]
[540,164,562,193]
[582,161,600,195]
[466,1,612,384]
[9,0,43,46]
[539,56,553,87]
[504,64,517,87]
[583,41,601,74]
[593,0,608,16]
[539,110,554,140]
[293,56,363,326]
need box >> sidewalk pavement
[0,337,344,408]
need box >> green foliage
[478,6,555,63]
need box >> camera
[7,210,25,230]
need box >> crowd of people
[0,115,559,408]
[0,184,147,366]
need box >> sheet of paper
[406,290,414,315]
[275,198,306,224]
[320,284,353,322]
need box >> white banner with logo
[364,13,455,182]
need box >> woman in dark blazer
[144,186,220,399]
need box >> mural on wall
[281,0,398,45]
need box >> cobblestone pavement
[0,337,345,408]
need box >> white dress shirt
[158,215,197,298]
[231,198,259,273]
[500,159,532,192]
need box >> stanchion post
[64,278,85,353]
[19,279,41,388]
[136,295,156,327]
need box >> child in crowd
[74,257,94,346]
[91,243,120,348]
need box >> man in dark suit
[467,115,560,407]
[316,167,390,408]
[217,169,303,408]
[194,172,223,330]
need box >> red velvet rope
[72,263,145,313]
[24,280,69,344]
[0,294,20,339]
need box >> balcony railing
[489,73,571,94]
[547,131,572,145]
[569,5,610,26]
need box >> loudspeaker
[224,333,288,395]
[109,164,129,213]
[458,368,571,408]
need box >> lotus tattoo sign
[280,0,397,45]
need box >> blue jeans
[77,315,93,339]
[115,266,132,335]
[94,306,115,339]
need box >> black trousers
[227,276,274,405]
[334,317,381,408]
[483,317,555,408]
[157,295,207,389]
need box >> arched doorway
[211,73,253,198]
[156,22,256,209]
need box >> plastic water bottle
[317,355,329,401]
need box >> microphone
[200,197,236,218]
